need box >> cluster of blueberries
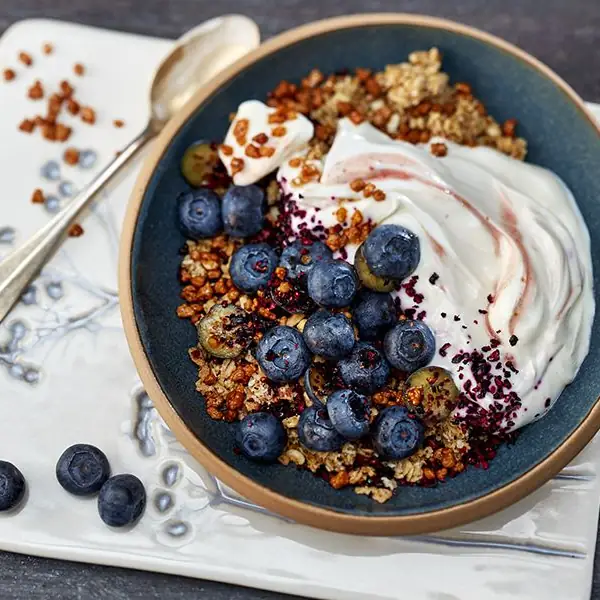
[0,445,146,527]
[179,184,437,466]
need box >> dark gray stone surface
[0,1,599,598]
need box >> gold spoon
[0,15,259,324]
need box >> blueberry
[230,243,277,293]
[326,389,370,440]
[372,406,424,459]
[353,291,396,341]
[98,474,146,527]
[236,412,286,462]
[338,342,390,395]
[307,260,358,308]
[178,189,222,239]
[297,406,344,451]
[56,444,111,496]
[256,325,311,382]
[0,461,26,511]
[384,320,435,372]
[363,224,420,280]
[302,309,355,360]
[222,185,264,237]
[279,240,332,280]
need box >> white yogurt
[219,100,313,186]
[278,120,595,431]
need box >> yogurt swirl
[277,119,594,430]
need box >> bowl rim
[119,12,600,535]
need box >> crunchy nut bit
[455,82,472,95]
[430,142,448,157]
[245,144,261,158]
[230,157,244,175]
[302,68,324,88]
[80,106,96,124]
[365,78,382,97]
[226,388,245,411]
[422,467,436,481]
[66,98,80,115]
[18,52,32,66]
[373,189,386,202]
[27,80,44,100]
[363,183,376,198]
[252,132,268,145]
[42,43,53,55]
[206,406,223,420]
[55,123,72,142]
[259,146,275,158]
[41,123,56,141]
[355,67,371,82]
[3,69,15,82]
[31,189,44,204]
[68,223,84,237]
[233,118,249,143]
[63,147,79,165]
[502,118,518,137]
[59,80,74,98]
[336,207,348,223]
[330,471,350,489]
[350,209,364,226]
[113,119,125,128]
[350,179,366,192]
[325,230,348,252]
[349,110,364,125]
[337,101,353,117]
[271,126,287,137]
[219,144,233,156]
[176,304,195,318]
[18,118,35,133]
[73,63,85,76]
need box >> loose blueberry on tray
[56,444,111,496]
[352,290,396,341]
[222,184,265,237]
[372,406,424,459]
[307,259,358,308]
[98,474,146,528]
[302,309,355,360]
[298,406,344,452]
[338,342,390,395]
[0,461,26,512]
[326,389,371,440]
[229,243,278,293]
[279,240,332,280]
[236,412,286,462]
[384,319,435,372]
[363,224,420,281]
[256,325,311,383]
[177,189,222,239]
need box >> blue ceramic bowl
[120,14,600,535]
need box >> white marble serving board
[0,17,599,600]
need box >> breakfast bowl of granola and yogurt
[119,14,600,534]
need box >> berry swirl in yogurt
[275,118,594,431]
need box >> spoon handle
[0,125,154,324]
